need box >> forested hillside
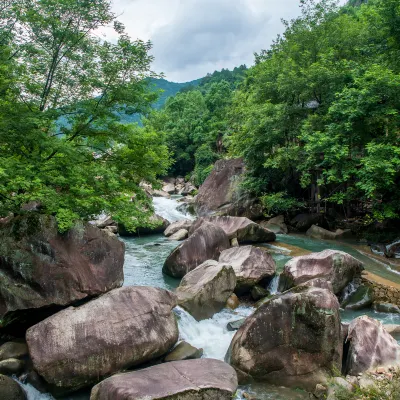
[148,0,400,224]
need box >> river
[18,196,400,399]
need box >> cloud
[111,0,344,82]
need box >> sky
[108,0,340,83]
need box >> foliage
[0,0,170,231]
[228,0,400,220]
[261,192,304,216]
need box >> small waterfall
[15,380,55,400]
[340,280,358,305]
[174,306,253,361]
[268,275,280,295]
[153,196,194,222]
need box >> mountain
[117,78,201,124]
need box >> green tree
[0,0,170,231]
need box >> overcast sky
[109,0,339,82]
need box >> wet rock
[219,246,276,295]
[0,214,124,331]
[176,260,236,320]
[164,341,203,362]
[226,294,240,310]
[190,216,276,244]
[0,374,26,400]
[290,213,328,232]
[306,225,351,240]
[373,303,400,314]
[228,286,342,391]
[279,249,363,295]
[0,341,28,361]
[26,287,178,393]
[250,285,270,301]
[260,215,288,234]
[164,220,193,237]
[119,214,170,236]
[194,158,263,220]
[168,229,189,241]
[227,319,246,332]
[343,316,400,375]
[90,359,238,400]
[179,182,197,196]
[0,358,25,375]
[342,285,374,310]
[163,222,230,278]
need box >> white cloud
[110,0,345,82]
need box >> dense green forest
[148,0,400,223]
[1,0,399,231]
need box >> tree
[0,0,170,231]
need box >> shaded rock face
[290,214,328,232]
[176,260,236,320]
[342,285,374,310]
[343,316,400,375]
[0,374,26,400]
[279,250,363,295]
[0,214,124,330]
[228,286,342,391]
[164,341,203,362]
[306,225,351,241]
[90,359,238,400]
[190,216,276,244]
[260,215,288,234]
[164,220,193,237]
[219,246,276,295]
[163,222,230,278]
[119,214,170,236]
[194,158,262,220]
[26,286,178,393]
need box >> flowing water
[19,197,400,399]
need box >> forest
[1,0,399,232]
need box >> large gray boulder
[163,222,230,278]
[219,246,276,294]
[26,287,178,393]
[0,374,26,400]
[189,216,276,244]
[194,158,263,220]
[306,225,351,241]
[164,220,193,237]
[90,359,238,400]
[343,316,400,375]
[260,215,288,234]
[0,214,124,330]
[176,260,236,320]
[227,286,342,391]
[279,249,363,295]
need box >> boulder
[0,341,28,361]
[176,260,236,320]
[168,229,188,241]
[119,214,170,236]
[90,359,238,400]
[373,303,400,314]
[164,220,193,237]
[163,222,230,278]
[0,214,124,330]
[0,374,26,400]
[226,294,240,310]
[219,246,276,294]
[162,183,176,194]
[194,158,263,220]
[279,250,363,295]
[251,285,270,301]
[0,358,25,375]
[153,190,170,198]
[26,286,178,392]
[179,182,197,196]
[306,225,351,241]
[164,341,203,362]
[93,215,115,229]
[227,318,246,332]
[227,286,342,391]
[290,213,328,232]
[260,215,288,234]
[342,285,374,310]
[190,216,276,244]
[343,316,400,375]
